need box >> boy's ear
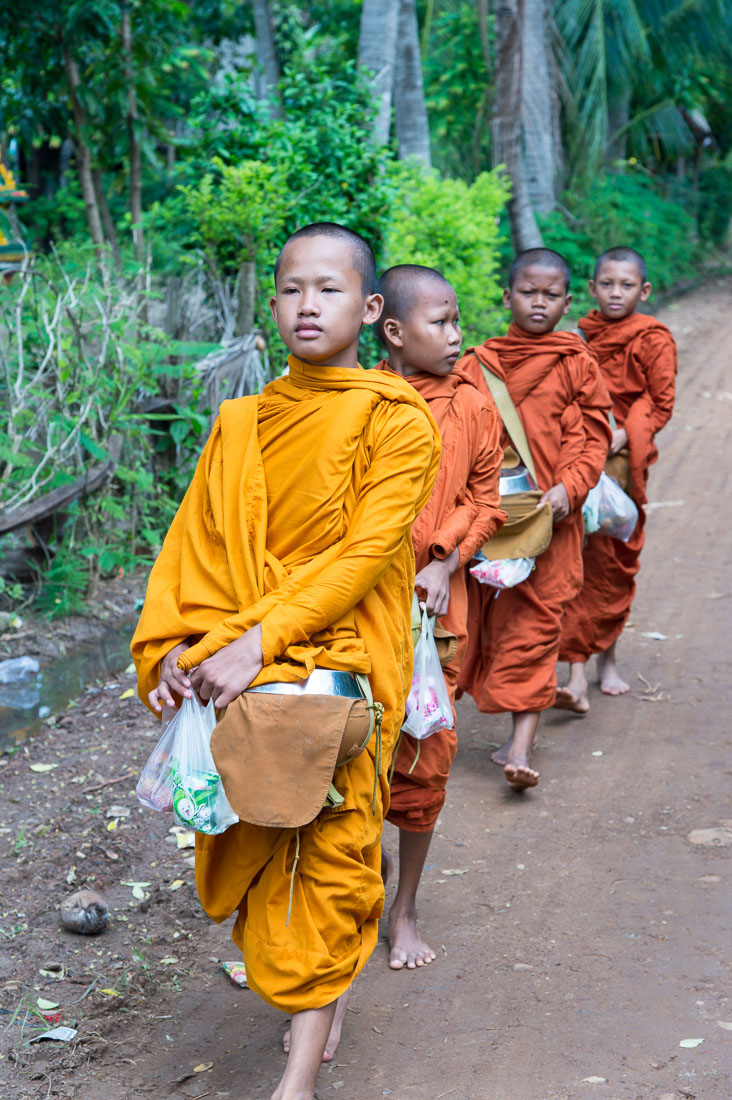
[588,279,597,299]
[562,292,573,315]
[382,316,404,347]
[362,292,384,327]
[639,281,652,302]
[269,295,278,323]
[502,287,512,309]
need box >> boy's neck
[383,349,414,377]
[596,308,638,324]
[289,351,361,371]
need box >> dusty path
[2,278,731,1100]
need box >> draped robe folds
[559,310,677,662]
[131,355,441,1013]
[375,364,505,833]
[458,324,612,713]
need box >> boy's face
[270,236,382,369]
[504,264,571,334]
[382,281,461,377]
[589,259,652,321]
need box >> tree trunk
[520,0,555,215]
[491,0,543,252]
[235,260,257,336]
[251,0,282,118]
[122,4,144,264]
[62,50,105,255]
[358,0,400,147]
[393,0,432,165]
[607,86,631,161]
[92,169,121,268]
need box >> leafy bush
[383,163,510,347]
[697,164,732,245]
[0,251,210,615]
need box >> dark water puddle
[0,623,134,751]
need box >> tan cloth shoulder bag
[477,366,553,560]
[210,672,382,829]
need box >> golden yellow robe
[131,355,440,1012]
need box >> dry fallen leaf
[582,1077,608,1084]
[169,880,185,891]
[717,1021,732,1031]
[37,998,60,1011]
[99,988,122,997]
[194,1062,213,1073]
[30,763,58,773]
[118,688,135,700]
[440,869,469,876]
[679,1038,704,1048]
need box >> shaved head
[509,248,571,291]
[274,222,376,293]
[374,264,452,346]
[594,246,647,282]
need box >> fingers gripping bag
[137,695,238,835]
[402,608,454,740]
[583,471,638,543]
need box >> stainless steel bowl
[499,464,533,496]
[247,669,364,698]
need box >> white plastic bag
[583,471,638,542]
[469,555,535,589]
[402,608,454,740]
[136,695,238,835]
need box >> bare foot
[554,685,589,714]
[381,844,395,886]
[598,656,629,695]
[387,905,436,970]
[490,738,512,767]
[282,988,350,1063]
[504,759,539,790]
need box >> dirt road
[2,279,731,1100]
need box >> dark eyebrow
[280,273,345,285]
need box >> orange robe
[458,324,612,712]
[131,355,440,1013]
[559,310,677,662]
[376,364,505,832]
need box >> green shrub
[697,164,732,245]
[383,163,510,347]
[0,251,210,615]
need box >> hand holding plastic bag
[470,555,535,589]
[402,608,454,740]
[136,695,238,835]
[583,471,638,542]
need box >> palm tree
[358,0,431,164]
[555,0,732,179]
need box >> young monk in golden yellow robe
[131,223,441,1100]
[373,265,505,969]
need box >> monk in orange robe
[557,246,677,711]
[131,224,440,1100]
[458,248,612,790]
[372,265,505,970]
